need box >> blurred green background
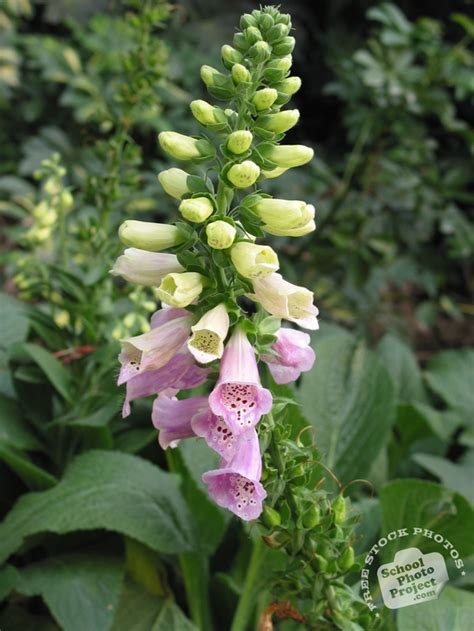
[0,0,473,629]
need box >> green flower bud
[262,531,291,549]
[206,220,236,249]
[240,13,257,29]
[158,168,192,200]
[277,76,302,96]
[248,40,271,62]
[302,505,321,529]
[257,109,300,134]
[60,190,74,211]
[276,13,291,26]
[158,132,213,161]
[227,160,260,188]
[262,144,314,168]
[200,65,230,89]
[119,220,185,252]
[190,100,224,125]
[338,546,355,570]
[267,23,290,42]
[262,505,282,528]
[245,26,262,44]
[221,44,243,69]
[314,554,328,572]
[333,495,346,525]
[252,88,278,111]
[233,32,249,52]
[231,63,251,84]
[272,36,296,56]
[258,13,274,31]
[179,197,214,223]
[227,130,253,155]
[156,272,206,308]
[231,242,279,279]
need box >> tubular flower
[249,273,319,330]
[118,309,193,384]
[209,326,272,435]
[252,198,315,231]
[111,248,183,285]
[152,394,208,448]
[202,429,266,521]
[158,131,213,161]
[119,221,184,252]
[261,328,316,384]
[122,349,211,417]
[261,144,314,168]
[191,405,253,461]
[156,272,206,308]
[188,303,230,364]
[257,109,300,134]
[230,242,279,279]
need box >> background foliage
[0,0,473,629]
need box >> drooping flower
[118,309,193,384]
[261,328,315,384]
[188,303,229,364]
[152,394,208,448]
[122,349,211,417]
[230,242,279,279]
[191,405,253,461]
[249,273,319,330]
[202,429,266,520]
[111,248,183,285]
[209,326,272,435]
[156,272,206,308]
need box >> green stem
[230,537,265,631]
[165,450,214,631]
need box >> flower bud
[260,166,288,179]
[188,303,229,363]
[240,13,257,29]
[159,132,213,161]
[158,168,192,199]
[262,144,314,168]
[227,160,260,188]
[233,32,249,52]
[206,220,236,249]
[190,100,224,125]
[267,23,290,42]
[262,505,282,528]
[156,272,206,308]
[119,220,185,252]
[111,248,183,285]
[179,196,214,223]
[277,76,302,96]
[245,26,262,44]
[252,88,278,111]
[200,65,227,88]
[272,36,296,56]
[248,40,271,62]
[257,109,300,134]
[60,190,74,211]
[302,505,320,529]
[333,495,346,525]
[227,130,253,155]
[338,546,355,570]
[252,198,314,230]
[231,63,251,84]
[221,44,243,69]
[231,242,279,279]
[258,12,274,30]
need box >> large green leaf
[20,343,73,402]
[0,450,196,563]
[413,453,474,505]
[299,333,396,482]
[377,333,426,402]
[425,349,474,419]
[17,553,124,631]
[380,479,474,560]
[0,394,43,451]
[397,586,474,630]
[111,580,197,631]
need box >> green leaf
[377,334,426,402]
[0,450,196,564]
[0,293,29,349]
[380,479,474,560]
[299,333,396,482]
[412,453,474,504]
[0,394,43,451]
[397,585,474,630]
[0,444,58,490]
[17,553,124,631]
[0,563,19,602]
[425,349,474,419]
[20,343,73,402]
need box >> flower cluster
[114,5,318,521]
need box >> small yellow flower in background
[54,310,70,329]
